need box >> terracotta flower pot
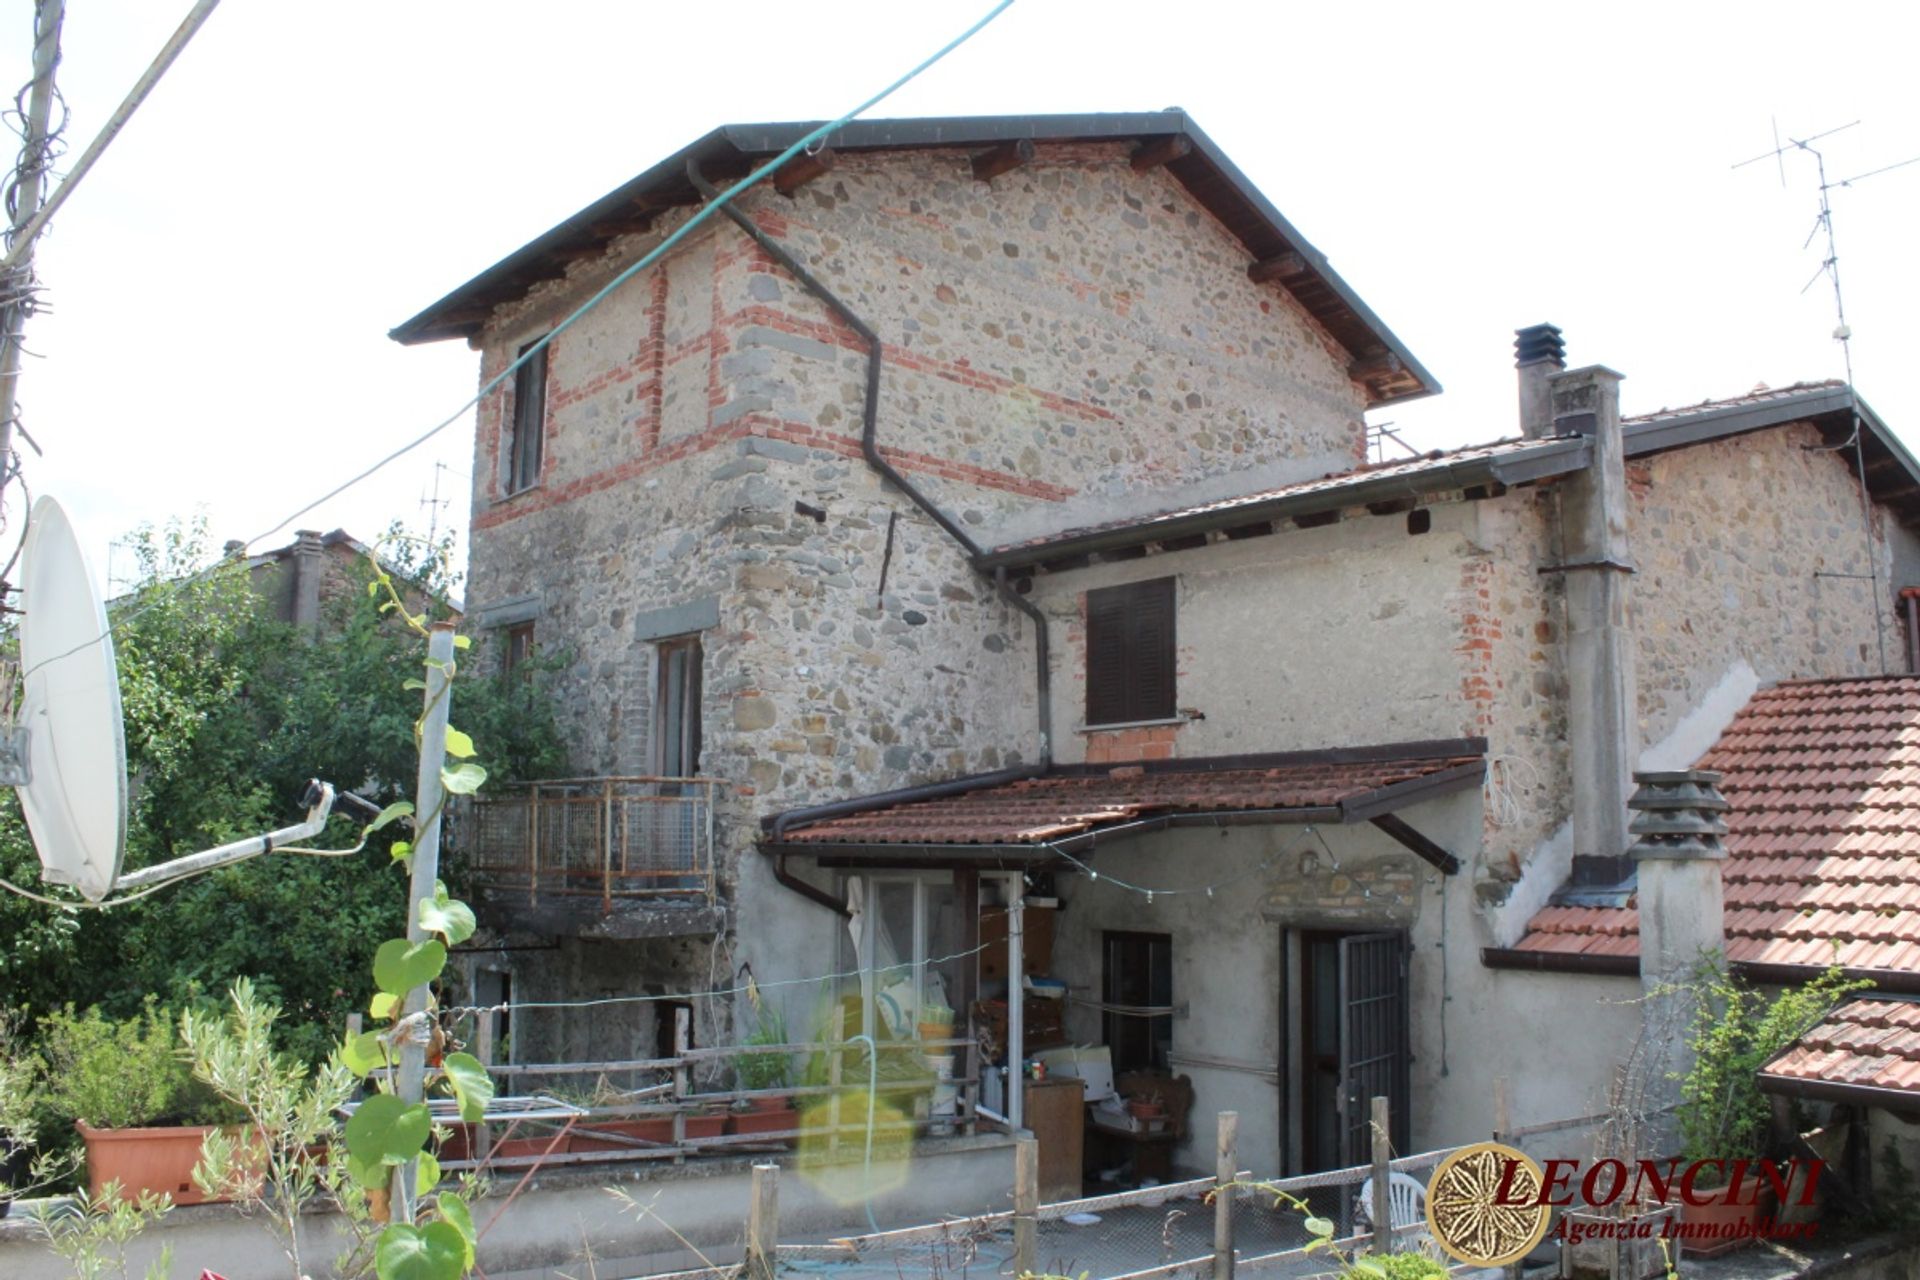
[76,1121,224,1206]
[569,1117,676,1152]
[727,1098,797,1145]
[1680,1180,1768,1258]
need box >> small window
[505,339,548,494]
[1085,577,1176,726]
[1103,931,1173,1073]
[503,622,535,682]
[656,635,703,778]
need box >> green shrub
[38,1000,230,1130]
[1677,961,1869,1172]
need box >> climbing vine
[330,558,496,1280]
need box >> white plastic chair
[1354,1171,1428,1231]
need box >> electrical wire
[1050,823,1319,901]
[243,0,1016,551]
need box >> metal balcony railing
[459,776,721,910]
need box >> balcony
[457,776,725,937]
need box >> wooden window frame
[502,622,535,682]
[505,338,548,496]
[1084,576,1177,727]
[654,634,703,779]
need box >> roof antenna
[1734,120,1920,675]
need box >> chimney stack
[1553,365,1637,883]
[1515,323,1565,439]
[1629,769,1730,1128]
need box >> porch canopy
[757,737,1486,872]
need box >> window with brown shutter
[505,338,548,495]
[1084,577,1176,726]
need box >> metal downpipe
[688,159,1051,766]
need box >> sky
[2,0,1916,597]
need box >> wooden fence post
[1014,1135,1038,1277]
[746,1163,780,1280]
[827,1003,846,1157]
[475,1007,497,1161]
[1370,1096,1391,1255]
[1214,1110,1237,1280]
[672,1005,691,1164]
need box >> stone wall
[1628,423,1892,745]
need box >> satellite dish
[13,495,126,901]
[6,496,346,904]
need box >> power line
[243,0,1017,551]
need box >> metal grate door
[1337,930,1411,1167]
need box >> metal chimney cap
[1514,323,1566,368]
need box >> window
[503,622,535,682]
[835,874,963,1045]
[1085,577,1176,726]
[655,635,702,777]
[505,338,548,494]
[1103,931,1172,1072]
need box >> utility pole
[0,0,66,503]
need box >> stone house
[391,111,1920,1180]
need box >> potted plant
[39,1000,241,1206]
[1672,962,1867,1256]
[729,1005,797,1142]
[916,999,955,1045]
[1560,1025,1677,1280]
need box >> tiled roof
[1760,997,1920,1095]
[771,751,1482,847]
[1622,380,1846,426]
[1513,676,1920,974]
[987,436,1582,558]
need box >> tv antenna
[1732,118,1920,386]
[0,496,373,904]
[419,460,453,546]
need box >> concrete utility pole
[0,0,66,499]
[0,0,224,518]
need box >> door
[1336,931,1410,1167]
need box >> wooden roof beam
[1130,135,1192,172]
[972,138,1036,182]
[1247,252,1307,284]
[1349,350,1404,382]
[775,148,836,197]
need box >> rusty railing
[458,776,721,909]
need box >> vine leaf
[452,634,472,651]
[370,992,399,1020]
[346,1148,388,1191]
[418,882,476,947]
[1304,1216,1334,1239]
[341,1031,387,1077]
[345,1094,432,1165]
[415,1152,441,1198]
[442,1052,495,1124]
[390,840,412,864]
[444,727,476,759]
[440,763,487,796]
[375,1221,469,1280]
[373,937,447,997]
[437,1195,477,1268]
[368,801,414,833]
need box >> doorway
[1285,929,1410,1173]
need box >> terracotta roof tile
[773,752,1481,847]
[1516,675,1920,975]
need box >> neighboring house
[391,110,1920,1178]
[227,528,459,628]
